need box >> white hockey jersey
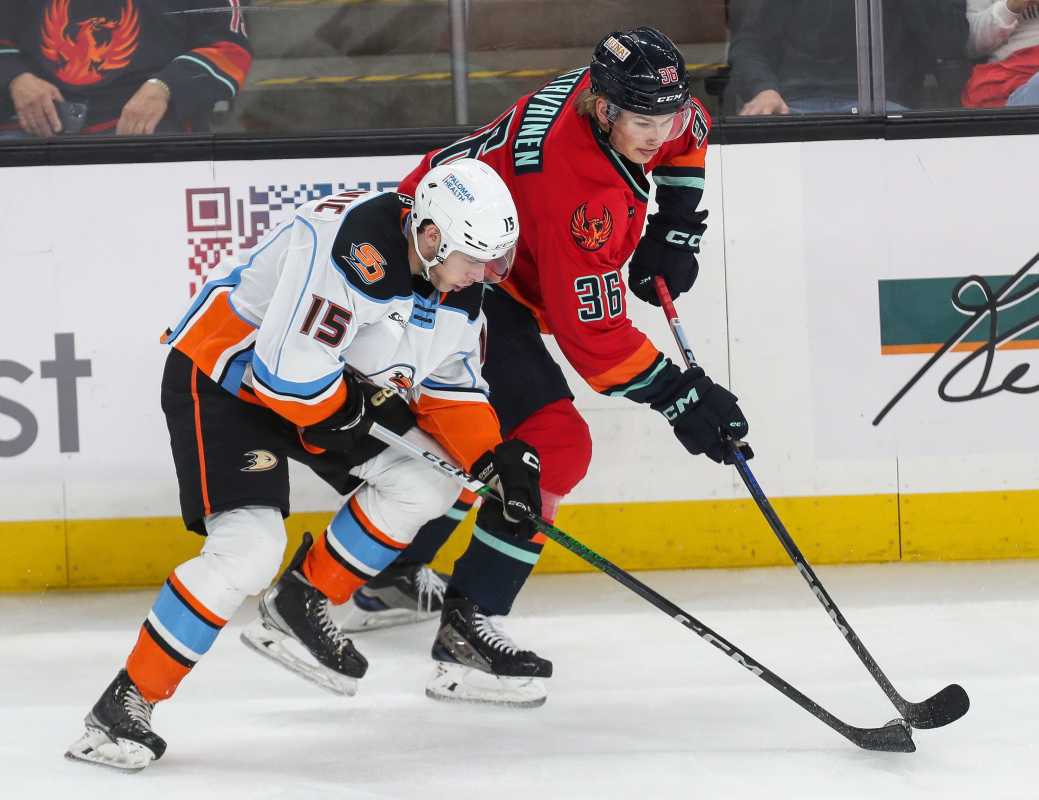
[163,190,502,469]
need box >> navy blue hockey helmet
[590,27,690,116]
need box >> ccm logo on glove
[660,385,699,421]
[664,230,702,249]
[649,365,751,464]
[369,388,398,408]
[472,439,542,525]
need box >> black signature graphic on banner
[873,251,1039,426]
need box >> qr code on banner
[184,181,399,297]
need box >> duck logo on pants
[241,450,278,472]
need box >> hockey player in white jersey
[65,159,546,772]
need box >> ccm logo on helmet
[657,93,684,104]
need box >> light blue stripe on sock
[152,583,220,655]
[472,525,540,565]
[446,506,470,521]
[329,506,399,572]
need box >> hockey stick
[367,422,914,753]
[653,276,969,730]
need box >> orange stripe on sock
[530,532,547,545]
[349,496,407,550]
[458,488,478,505]
[302,531,368,605]
[190,366,212,516]
[168,572,228,628]
[126,625,192,703]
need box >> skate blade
[65,727,155,772]
[425,661,547,708]
[337,598,439,633]
[240,618,358,697]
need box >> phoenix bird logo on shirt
[570,203,614,252]
[41,0,140,86]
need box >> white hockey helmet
[410,158,520,284]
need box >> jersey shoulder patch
[330,193,412,301]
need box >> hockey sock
[303,494,409,604]
[447,498,550,616]
[125,570,231,703]
[391,489,477,568]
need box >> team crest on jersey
[241,450,278,472]
[41,0,140,86]
[346,242,387,285]
[570,203,614,252]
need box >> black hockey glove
[627,209,708,307]
[472,439,542,534]
[650,365,753,464]
[301,372,415,455]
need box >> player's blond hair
[577,88,606,118]
[575,88,610,130]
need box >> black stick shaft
[367,423,913,752]
[729,450,907,703]
[652,277,912,716]
[529,516,890,746]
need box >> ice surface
[2,560,1036,798]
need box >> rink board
[5,488,1039,591]
[3,137,1039,591]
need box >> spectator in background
[728,0,968,115]
[962,1,1039,106]
[0,0,252,138]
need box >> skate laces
[415,567,447,613]
[121,683,154,728]
[472,612,518,655]
[315,597,353,654]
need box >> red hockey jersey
[398,68,711,396]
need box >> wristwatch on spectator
[145,78,172,99]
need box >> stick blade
[906,684,970,729]
[851,718,915,753]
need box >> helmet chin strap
[409,213,445,281]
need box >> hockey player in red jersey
[64,160,545,771]
[344,27,754,707]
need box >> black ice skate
[241,532,368,696]
[65,669,166,772]
[339,563,448,632]
[427,594,552,708]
